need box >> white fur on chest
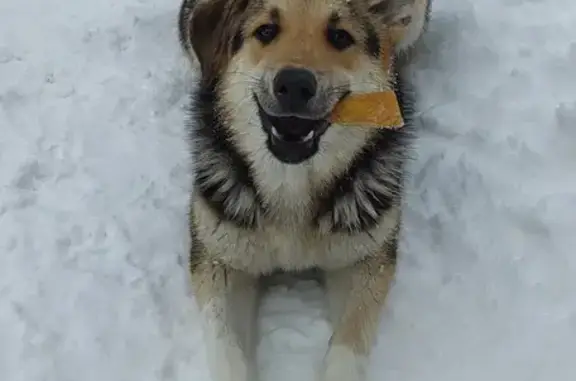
[243,122,378,217]
[194,197,399,274]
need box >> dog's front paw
[318,345,368,381]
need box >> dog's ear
[366,0,429,50]
[183,0,251,79]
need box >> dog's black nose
[273,68,317,112]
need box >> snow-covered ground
[1,0,576,380]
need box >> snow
[1,0,575,380]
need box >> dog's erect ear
[182,0,251,79]
[367,0,430,51]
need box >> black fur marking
[270,7,280,23]
[314,69,414,234]
[383,221,400,265]
[189,209,204,274]
[367,1,389,15]
[188,78,264,229]
[237,0,251,14]
[314,132,404,233]
[328,12,340,25]
[177,0,197,50]
[231,0,250,53]
[365,24,380,57]
[183,0,253,78]
[342,0,380,58]
[232,32,244,53]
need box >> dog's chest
[192,130,402,273]
[200,222,371,274]
[194,198,399,275]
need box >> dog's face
[187,0,415,164]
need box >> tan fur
[326,255,396,354]
[191,260,260,381]
[178,0,430,380]
[192,190,401,274]
[245,0,371,71]
[389,0,430,51]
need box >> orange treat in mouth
[329,90,404,129]
[328,33,404,130]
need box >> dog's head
[185,0,418,164]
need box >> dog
[177,0,430,380]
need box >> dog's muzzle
[255,67,339,164]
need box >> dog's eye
[254,24,280,44]
[326,28,355,51]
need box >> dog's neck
[191,78,411,233]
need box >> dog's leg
[319,246,397,381]
[191,259,259,381]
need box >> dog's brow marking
[269,7,280,22]
[328,12,340,24]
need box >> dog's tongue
[328,34,404,130]
[329,91,403,129]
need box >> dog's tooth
[301,130,314,142]
[271,127,282,138]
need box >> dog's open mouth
[255,97,330,164]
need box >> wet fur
[178,0,430,380]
